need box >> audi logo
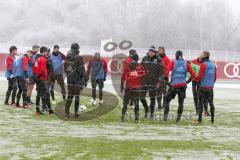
[107,59,125,74]
[224,63,240,78]
[104,40,133,52]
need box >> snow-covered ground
[0,76,239,159]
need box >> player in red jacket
[15,50,32,108]
[163,51,195,123]
[33,46,54,115]
[157,46,171,110]
[121,49,137,83]
[86,52,108,105]
[4,46,18,106]
[121,49,149,118]
[121,53,146,122]
[196,51,217,124]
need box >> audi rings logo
[107,59,125,74]
[224,63,240,78]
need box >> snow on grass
[0,81,240,159]
[152,150,240,160]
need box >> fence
[0,47,240,80]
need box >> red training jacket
[33,55,48,80]
[123,64,146,89]
[22,55,29,72]
[121,57,133,81]
[162,55,171,77]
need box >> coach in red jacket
[157,46,171,110]
[33,46,54,115]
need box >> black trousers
[65,84,83,115]
[192,81,208,114]
[198,87,215,122]
[49,74,66,100]
[156,82,167,109]
[5,78,17,104]
[128,96,149,114]
[35,80,52,112]
[164,86,186,120]
[16,77,27,106]
[141,85,157,115]
[122,89,143,120]
[91,79,104,100]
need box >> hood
[67,49,79,60]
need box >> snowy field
[0,78,240,160]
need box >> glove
[120,81,124,93]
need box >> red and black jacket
[32,54,48,81]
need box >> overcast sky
[179,0,240,14]
[0,0,240,51]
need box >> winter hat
[129,49,137,56]
[71,43,80,51]
[148,45,156,53]
[131,53,139,61]
[149,45,156,49]
[129,49,138,61]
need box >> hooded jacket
[64,49,85,85]
[141,55,164,86]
